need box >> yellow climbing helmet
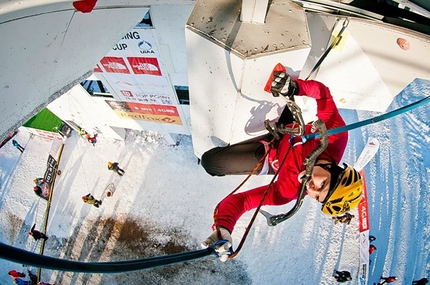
[321,163,363,217]
[108,161,113,167]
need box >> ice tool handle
[261,119,329,226]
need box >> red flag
[73,0,97,13]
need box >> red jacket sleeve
[295,79,347,163]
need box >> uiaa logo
[138,40,155,54]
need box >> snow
[0,78,429,284]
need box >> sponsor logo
[120,90,134,98]
[100,57,130,74]
[127,57,161,76]
[138,40,155,54]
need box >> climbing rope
[227,144,292,259]
[305,18,349,80]
[303,95,430,141]
[0,242,214,273]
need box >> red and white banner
[354,137,379,285]
[358,171,370,285]
[105,100,182,125]
[95,29,181,125]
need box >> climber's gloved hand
[201,227,233,262]
[270,72,298,99]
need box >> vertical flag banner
[42,155,58,199]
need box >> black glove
[270,72,298,98]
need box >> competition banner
[42,155,58,199]
[358,171,370,285]
[96,29,181,125]
[355,137,379,285]
[105,100,182,125]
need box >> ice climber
[201,68,364,261]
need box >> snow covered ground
[0,78,429,284]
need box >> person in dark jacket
[33,186,43,198]
[412,278,428,285]
[333,270,352,283]
[12,139,24,153]
[27,270,38,285]
[82,193,102,208]
[108,161,125,176]
[28,224,48,241]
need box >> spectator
[369,244,377,255]
[8,270,26,278]
[333,270,352,283]
[28,224,48,241]
[108,162,125,176]
[28,270,38,285]
[82,193,102,208]
[33,186,43,198]
[86,133,98,146]
[12,139,25,153]
[379,276,397,284]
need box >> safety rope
[0,242,214,273]
[305,18,349,80]
[228,144,292,259]
[303,95,430,141]
[213,148,270,240]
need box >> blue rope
[0,242,214,273]
[303,96,430,140]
